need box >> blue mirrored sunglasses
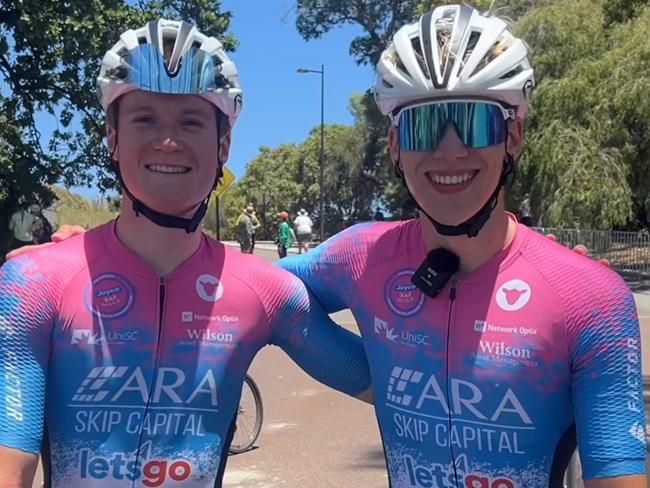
[395,100,515,151]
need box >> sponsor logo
[79,444,192,487]
[626,339,643,414]
[386,365,532,426]
[71,329,103,346]
[84,273,135,319]
[374,317,398,342]
[71,366,218,406]
[473,320,537,337]
[179,328,236,349]
[195,274,224,302]
[71,329,139,346]
[74,410,206,437]
[474,340,538,367]
[187,329,234,342]
[384,270,425,317]
[496,280,531,312]
[374,317,430,348]
[479,341,533,360]
[179,312,239,324]
[629,421,647,444]
[404,454,515,488]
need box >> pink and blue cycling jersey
[0,221,370,488]
[279,218,647,488]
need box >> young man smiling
[278,5,647,488]
[0,19,371,488]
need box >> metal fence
[533,227,650,279]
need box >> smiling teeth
[148,165,188,174]
[432,173,474,185]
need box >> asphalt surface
[31,245,650,487]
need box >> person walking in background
[276,211,292,258]
[31,205,54,244]
[518,193,535,227]
[249,205,261,254]
[8,204,36,250]
[293,208,313,254]
[236,205,253,253]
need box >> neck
[115,196,203,276]
[420,199,517,274]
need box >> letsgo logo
[405,455,515,488]
[79,449,192,487]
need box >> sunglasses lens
[398,102,507,151]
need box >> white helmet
[374,4,534,118]
[97,19,242,126]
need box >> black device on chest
[411,248,460,298]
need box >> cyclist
[277,5,646,488]
[0,19,371,488]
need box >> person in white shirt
[8,205,37,250]
[293,208,313,254]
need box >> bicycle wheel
[229,374,264,454]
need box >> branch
[0,8,21,25]
[0,53,25,95]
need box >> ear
[107,125,118,161]
[388,126,401,171]
[507,118,525,161]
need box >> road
[32,245,650,487]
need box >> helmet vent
[500,64,523,80]
[462,31,481,65]
[410,36,430,80]
[395,54,408,78]
[471,37,509,78]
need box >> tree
[513,0,650,229]
[0,0,235,252]
[295,0,418,65]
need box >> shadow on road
[352,448,388,470]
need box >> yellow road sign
[214,167,235,197]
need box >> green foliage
[294,0,418,65]
[51,186,118,229]
[514,1,650,228]
[288,0,650,230]
[603,0,649,24]
[0,0,235,251]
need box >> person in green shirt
[276,211,293,258]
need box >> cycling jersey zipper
[159,277,166,322]
[445,279,460,487]
[132,277,166,485]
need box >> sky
[66,1,377,199]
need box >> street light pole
[297,65,325,241]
